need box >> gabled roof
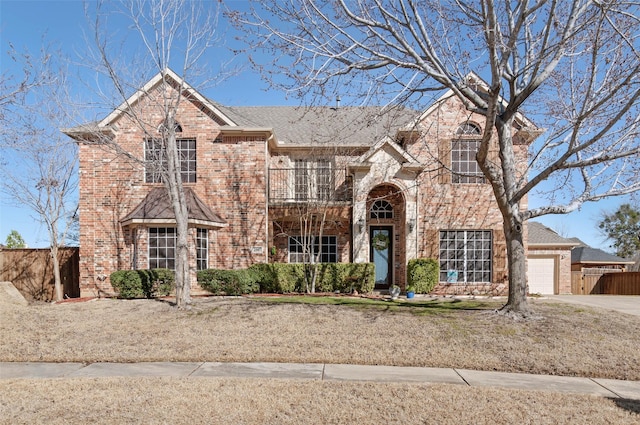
[409,72,542,143]
[571,246,634,265]
[528,222,579,248]
[99,68,237,128]
[120,187,227,229]
[349,137,423,172]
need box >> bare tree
[0,52,78,301]
[232,0,640,317]
[72,0,223,308]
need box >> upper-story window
[370,200,393,219]
[145,138,196,183]
[452,122,485,184]
[294,159,332,201]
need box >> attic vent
[158,120,182,133]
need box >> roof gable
[407,73,541,142]
[99,68,236,128]
[357,137,420,165]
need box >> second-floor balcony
[268,167,352,204]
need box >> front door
[370,226,393,289]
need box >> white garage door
[528,257,555,294]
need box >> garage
[527,257,556,294]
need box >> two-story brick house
[65,69,538,297]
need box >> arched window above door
[370,200,393,219]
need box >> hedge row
[198,263,376,295]
[110,268,175,299]
[407,258,439,293]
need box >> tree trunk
[165,120,191,309]
[500,219,531,317]
[174,216,190,307]
[490,119,532,318]
[50,245,63,302]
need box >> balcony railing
[268,168,352,204]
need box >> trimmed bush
[110,268,175,299]
[199,263,375,295]
[407,258,439,294]
[197,269,258,295]
[248,263,302,293]
[151,268,175,296]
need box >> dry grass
[1,377,639,425]
[2,295,639,424]
[1,295,639,380]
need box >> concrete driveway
[544,295,640,317]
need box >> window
[452,123,485,184]
[149,227,176,270]
[145,138,196,183]
[288,235,337,263]
[370,200,393,219]
[196,228,208,271]
[294,160,332,201]
[439,230,492,283]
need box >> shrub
[110,269,175,299]
[248,263,302,293]
[111,270,144,298]
[407,258,439,294]
[150,268,175,296]
[199,263,375,295]
[289,263,375,294]
[197,269,258,295]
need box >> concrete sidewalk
[2,361,639,400]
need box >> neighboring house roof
[571,246,634,265]
[120,187,227,229]
[566,237,589,247]
[528,222,579,248]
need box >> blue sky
[0,0,632,251]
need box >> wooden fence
[0,248,79,301]
[599,272,640,295]
[571,269,639,295]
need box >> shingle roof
[120,187,226,228]
[528,222,578,246]
[214,104,418,147]
[571,246,634,265]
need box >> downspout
[265,134,273,263]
